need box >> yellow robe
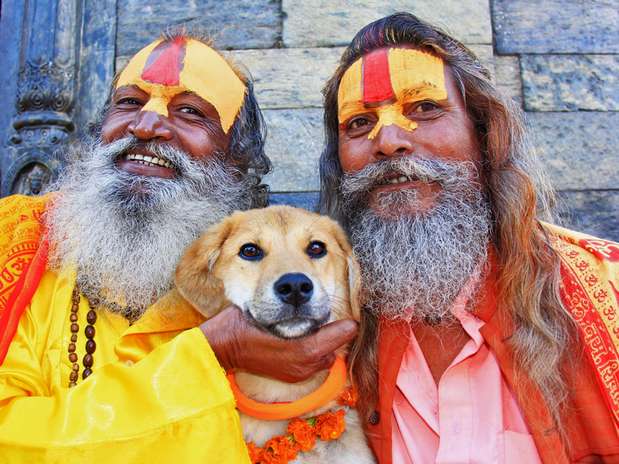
[0,265,250,463]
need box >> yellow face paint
[337,48,447,139]
[116,37,246,133]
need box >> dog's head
[175,206,360,338]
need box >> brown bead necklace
[67,285,97,387]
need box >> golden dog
[175,206,374,463]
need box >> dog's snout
[274,273,314,306]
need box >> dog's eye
[306,241,327,259]
[239,243,264,261]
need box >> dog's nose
[274,273,314,307]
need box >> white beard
[46,136,251,319]
[338,156,492,323]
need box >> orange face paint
[116,37,246,133]
[337,48,447,139]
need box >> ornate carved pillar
[2,0,80,196]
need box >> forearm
[0,328,249,463]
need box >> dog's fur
[175,206,374,463]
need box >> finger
[311,319,359,353]
[317,352,336,370]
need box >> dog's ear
[175,217,233,318]
[329,221,362,322]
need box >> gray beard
[46,136,251,319]
[338,156,492,323]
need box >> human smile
[124,153,173,169]
[379,173,421,185]
[116,148,176,179]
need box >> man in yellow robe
[0,29,357,462]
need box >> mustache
[339,156,479,197]
[91,136,225,178]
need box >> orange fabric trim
[0,237,48,363]
[227,355,348,421]
[0,194,51,365]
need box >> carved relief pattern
[16,60,75,114]
[5,61,75,196]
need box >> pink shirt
[392,286,542,464]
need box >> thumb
[311,319,359,353]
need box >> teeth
[125,154,173,169]
[387,176,412,184]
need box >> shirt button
[125,360,134,367]
[368,410,380,425]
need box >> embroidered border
[553,236,619,424]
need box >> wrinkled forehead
[337,48,446,110]
[115,37,246,132]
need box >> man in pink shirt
[318,12,619,463]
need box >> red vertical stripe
[362,49,395,104]
[141,36,186,86]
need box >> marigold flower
[245,408,350,463]
[315,409,346,441]
[246,442,263,464]
[262,436,299,463]
[337,386,359,407]
[287,418,317,451]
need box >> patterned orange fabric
[0,194,51,364]
[544,223,619,428]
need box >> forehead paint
[141,37,185,85]
[116,37,246,133]
[338,48,447,140]
[363,49,395,104]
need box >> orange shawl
[0,194,51,364]
[544,223,619,428]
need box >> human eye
[116,97,143,106]
[344,114,376,137]
[412,100,439,113]
[178,106,205,117]
[349,117,370,129]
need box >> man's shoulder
[0,193,53,221]
[542,221,619,267]
[543,222,619,427]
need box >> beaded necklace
[67,285,97,387]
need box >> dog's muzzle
[274,273,314,307]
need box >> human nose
[127,110,173,141]
[373,124,414,159]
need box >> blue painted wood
[1,0,79,196]
[75,0,118,134]
[0,1,27,187]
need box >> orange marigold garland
[246,387,356,464]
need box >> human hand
[200,305,358,383]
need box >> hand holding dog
[201,305,358,382]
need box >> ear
[328,220,362,321]
[175,218,233,318]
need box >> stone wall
[19,0,619,239]
[492,0,619,240]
